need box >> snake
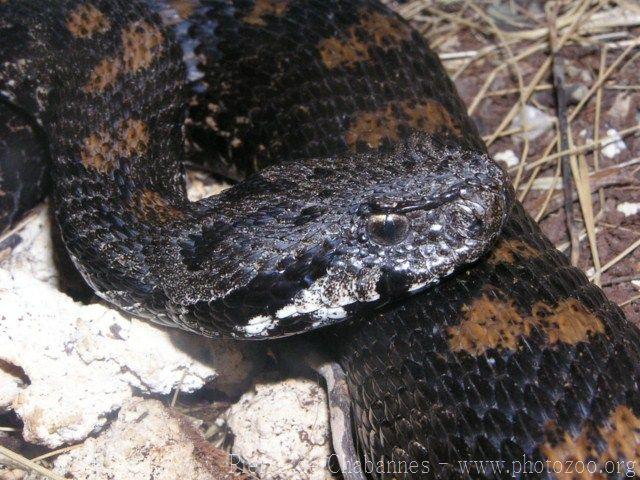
[1,0,640,479]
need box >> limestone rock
[0,207,252,448]
[225,377,332,480]
[53,398,246,480]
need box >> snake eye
[366,213,410,246]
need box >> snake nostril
[366,213,410,246]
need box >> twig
[620,293,640,307]
[529,158,640,218]
[574,151,602,285]
[603,275,640,287]
[549,3,580,266]
[594,46,607,212]
[30,444,82,463]
[485,0,595,146]
[467,43,548,115]
[465,0,531,190]
[510,123,640,173]
[599,237,640,274]
[0,445,66,480]
[534,160,562,222]
[170,368,188,408]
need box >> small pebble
[601,128,626,159]
[616,202,640,217]
[494,149,519,168]
[568,84,589,104]
[511,105,555,141]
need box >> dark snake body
[334,203,640,478]
[1,1,640,479]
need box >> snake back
[1,1,640,478]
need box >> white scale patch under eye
[240,315,277,336]
[268,267,383,322]
[408,282,426,292]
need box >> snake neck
[0,0,511,339]
[0,0,194,321]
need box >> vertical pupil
[382,216,396,237]
[366,213,410,245]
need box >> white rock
[0,368,22,411]
[225,377,332,480]
[0,469,27,480]
[606,93,631,123]
[0,208,252,448]
[601,128,627,159]
[493,149,519,168]
[616,202,640,217]
[185,170,230,202]
[1,190,335,479]
[528,176,562,191]
[511,105,555,141]
[0,205,58,286]
[53,398,239,480]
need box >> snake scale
[1,0,640,478]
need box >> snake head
[172,133,513,339]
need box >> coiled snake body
[1,1,640,478]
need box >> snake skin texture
[333,202,640,479]
[0,0,511,339]
[1,1,640,479]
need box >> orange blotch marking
[318,9,411,69]
[360,11,413,48]
[487,238,540,265]
[83,21,164,93]
[448,292,604,356]
[600,406,640,466]
[80,119,149,174]
[132,189,184,224]
[319,36,371,70]
[118,119,150,156]
[84,57,122,93]
[403,100,462,138]
[532,298,604,346]
[541,406,640,479]
[541,422,599,480]
[121,21,164,73]
[80,129,117,174]
[448,295,528,356]
[66,4,111,39]
[169,0,199,19]
[345,100,461,151]
[345,103,400,150]
[243,0,290,26]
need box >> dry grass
[0,444,71,480]
[396,0,640,313]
